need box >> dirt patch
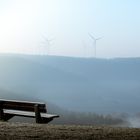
[0,122,140,140]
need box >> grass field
[0,122,140,140]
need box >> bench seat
[4,109,59,119]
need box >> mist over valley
[0,54,140,126]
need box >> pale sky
[0,0,140,58]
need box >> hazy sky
[0,0,140,58]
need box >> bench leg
[3,114,15,121]
[0,108,4,120]
[34,104,42,123]
[41,117,54,124]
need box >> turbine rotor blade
[42,35,54,45]
[88,33,95,40]
[95,37,102,41]
[95,36,103,40]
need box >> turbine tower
[88,33,102,58]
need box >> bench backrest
[0,99,47,113]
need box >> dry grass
[0,122,140,140]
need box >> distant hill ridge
[0,54,140,114]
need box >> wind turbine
[88,33,102,57]
[41,35,54,55]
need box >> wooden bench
[0,99,59,123]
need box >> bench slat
[0,99,45,105]
[4,110,35,117]
[41,113,59,118]
[0,100,47,112]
